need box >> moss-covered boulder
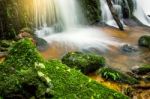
[62,52,105,74]
[138,35,150,48]
[132,64,150,75]
[43,60,128,99]
[0,39,128,99]
[0,39,53,98]
[99,67,139,85]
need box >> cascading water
[33,0,57,28]
[100,0,116,27]
[100,0,126,28]
[133,0,150,26]
[34,0,120,53]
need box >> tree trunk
[106,0,124,30]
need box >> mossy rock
[0,39,53,98]
[43,60,128,99]
[99,67,139,85]
[138,35,150,48]
[0,39,128,99]
[132,64,150,75]
[62,52,105,74]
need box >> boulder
[120,44,138,53]
[138,35,150,48]
[132,64,150,75]
[99,67,139,85]
[35,37,48,51]
[0,39,53,98]
[62,52,105,74]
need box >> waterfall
[33,0,57,28]
[34,0,85,37]
[100,0,116,27]
[133,0,150,26]
[33,0,119,52]
[100,0,125,28]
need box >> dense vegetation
[0,39,128,99]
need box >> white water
[33,0,57,28]
[100,0,124,28]
[34,0,120,52]
[133,0,150,26]
[43,28,120,52]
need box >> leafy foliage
[99,67,139,85]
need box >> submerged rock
[62,52,105,74]
[131,64,150,75]
[0,39,128,99]
[120,44,138,53]
[99,67,139,85]
[138,35,150,48]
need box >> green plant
[99,67,139,85]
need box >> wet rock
[16,32,33,40]
[35,37,49,51]
[62,52,105,74]
[99,67,139,85]
[144,76,150,82]
[16,27,35,44]
[131,64,150,75]
[138,35,150,48]
[120,44,138,53]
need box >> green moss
[0,39,52,98]
[138,35,150,48]
[0,39,128,99]
[43,60,128,99]
[62,52,105,74]
[4,39,44,68]
[99,67,139,85]
[79,0,101,24]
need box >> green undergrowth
[0,39,128,99]
[99,67,139,85]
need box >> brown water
[41,26,150,72]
